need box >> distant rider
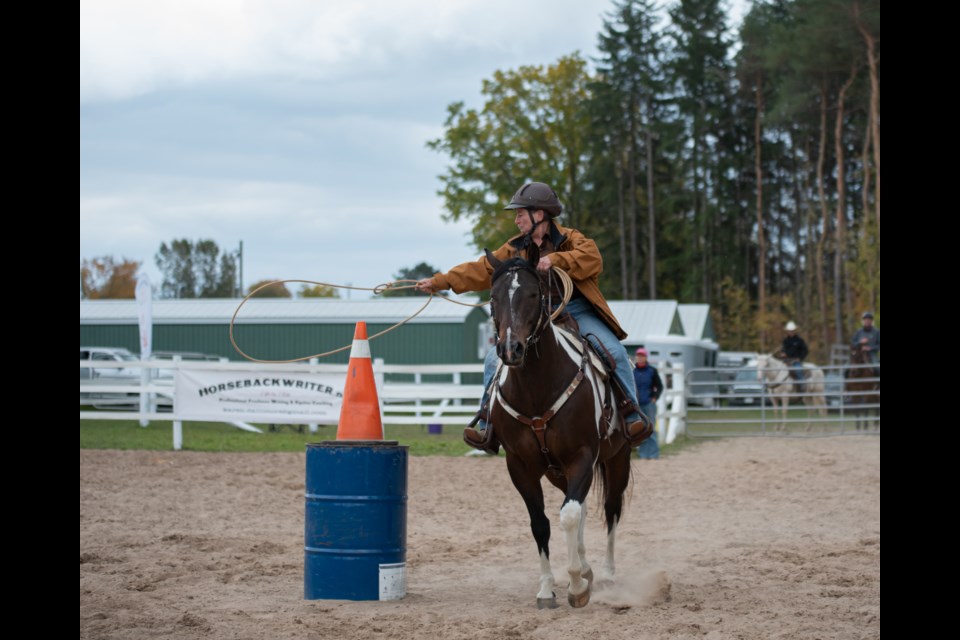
[851,312,880,376]
[779,321,809,390]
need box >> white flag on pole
[135,274,152,359]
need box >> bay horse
[485,248,633,609]
[846,344,880,430]
[756,354,827,431]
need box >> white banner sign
[175,369,349,423]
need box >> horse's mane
[850,343,869,363]
[491,256,538,284]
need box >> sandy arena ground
[80,437,880,639]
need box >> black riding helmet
[504,182,562,241]
[503,182,563,217]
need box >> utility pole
[237,240,244,297]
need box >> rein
[547,267,573,321]
[762,356,795,391]
[489,265,581,476]
[489,265,572,356]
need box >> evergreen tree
[423,0,880,358]
[588,0,669,299]
[668,0,734,303]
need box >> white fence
[81,358,485,450]
[651,364,687,447]
[81,358,695,451]
[85,357,879,449]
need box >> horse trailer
[642,334,720,407]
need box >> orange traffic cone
[336,321,384,440]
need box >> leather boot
[463,410,500,455]
[625,412,654,447]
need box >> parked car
[715,351,759,400]
[823,372,844,408]
[727,362,771,407]
[80,347,141,408]
[80,347,140,380]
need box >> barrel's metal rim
[307,440,404,448]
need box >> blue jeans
[636,400,659,459]
[791,360,804,378]
[480,298,640,418]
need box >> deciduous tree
[80,256,141,299]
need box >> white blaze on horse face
[508,271,521,304]
[507,272,521,349]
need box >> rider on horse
[415,181,651,452]
[852,311,880,376]
[779,321,809,391]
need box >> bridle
[761,355,792,388]
[490,264,549,359]
[488,261,592,478]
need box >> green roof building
[80,298,491,368]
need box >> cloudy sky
[80,0,746,299]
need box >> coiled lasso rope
[229,268,573,364]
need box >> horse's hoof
[583,568,594,586]
[537,594,558,610]
[568,587,591,608]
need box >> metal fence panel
[684,363,880,437]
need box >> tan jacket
[432,221,627,339]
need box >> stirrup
[463,427,500,455]
[626,418,654,447]
[624,405,654,446]
[466,408,488,430]
[464,410,499,455]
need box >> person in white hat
[780,321,809,388]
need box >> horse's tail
[592,445,633,529]
[593,458,613,528]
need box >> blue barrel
[304,441,408,600]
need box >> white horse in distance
[756,354,827,431]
